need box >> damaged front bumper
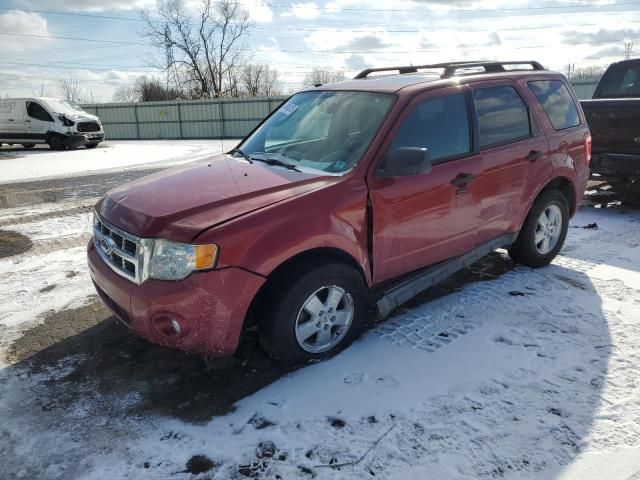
[64,132,105,148]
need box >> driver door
[368,87,483,283]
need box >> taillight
[584,132,592,165]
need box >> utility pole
[164,24,172,100]
[567,63,575,80]
[625,42,634,60]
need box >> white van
[0,97,104,150]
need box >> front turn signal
[195,244,218,270]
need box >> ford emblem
[98,236,117,256]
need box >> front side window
[389,93,471,164]
[26,102,53,122]
[473,86,531,148]
[529,80,580,130]
[239,91,394,174]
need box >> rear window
[529,80,580,130]
[473,86,531,148]
[597,62,640,98]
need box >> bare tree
[57,77,85,103]
[240,64,280,96]
[567,64,606,81]
[303,68,346,87]
[142,0,252,98]
[113,85,139,103]
[112,76,182,103]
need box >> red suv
[88,61,591,364]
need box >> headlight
[149,239,218,281]
[57,114,75,127]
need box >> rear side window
[26,102,53,122]
[529,80,580,130]
[389,93,471,164]
[473,86,531,148]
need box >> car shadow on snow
[4,302,295,424]
[0,238,628,478]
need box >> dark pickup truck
[581,59,640,202]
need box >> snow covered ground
[0,140,239,183]
[0,199,639,479]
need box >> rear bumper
[87,241,265,356]
[591,153,640,177]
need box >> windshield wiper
[229,148,253,164]
[250,154,302,172]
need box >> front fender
[195,176,372,285]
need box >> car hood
[65,112,100,123]
[98,154,337,242]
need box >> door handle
[451,173,475,187]
[7,118,13,122]
[24,119,31,123]
[526,150,544,162]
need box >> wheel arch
[539,176,576,215]
[242,247,367,330]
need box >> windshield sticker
[279,102,299,116]
[333,161,347,170]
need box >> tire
[22,144,35,149]
[85,143,99,149]
[508,189,569,268]
[47,134,66,150]
[259,262,367,365]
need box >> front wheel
[47,134,66,150]
[259,262,367,365]
[508,190,569,268]
[85,142,100,149]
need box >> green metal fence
[83,80,600,141]
[82,95,288,140]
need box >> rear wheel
[259,262,367,365]
[21,144,35,149]
[508,190,569,267]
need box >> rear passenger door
[469,82,551,243]
[528,78,587,189]
[369,86,484,283]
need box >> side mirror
[378,147,431,179]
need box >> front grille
[93,212,151,284]
[78,121,100,132]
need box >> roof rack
[353,61,545,80]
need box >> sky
[0,0,639,102]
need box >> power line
[1,30,638,55]
[1,1,638,19]
[0,32,150,46]
[253,0,640,13]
